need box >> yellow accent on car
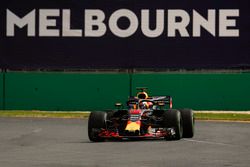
[125,122,140,132]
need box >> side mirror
[158,102,165,106]
[115,103,123,108]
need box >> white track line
[183,139,233,146]
[32,128,42,133]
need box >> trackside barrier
[4,72,130,111]
[2,71,250,111]
[132,73,250,111]
[0,71,3,110]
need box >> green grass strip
[195,112,250,121]
[0,111,250,121]
[0,111,90,118]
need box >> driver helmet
[137,92,149,99]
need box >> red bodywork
[98,129,168,139]
[98,109,169,139]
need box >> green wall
[5,72,129,111]
[2,71,250,111]
[132,73,250,110]
[0,72,3,110]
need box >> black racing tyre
[106,110,115,120]
[179,109,195,138]
[162,109,183,140]
[88,111,107,142]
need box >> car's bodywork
[88,88,194,142]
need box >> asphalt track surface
[0,118,250,167]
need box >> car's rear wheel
[88,111,107,142]
[179,109,195,138]
[162,109,183,140]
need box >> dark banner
[0,0,250,70]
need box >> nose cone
[125,121,141,132]
[130,109,141,114]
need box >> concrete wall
[132,73,250,110]
[1,71,250,111]
[4,72,129,111]
[0,72,3,110]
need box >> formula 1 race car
[88,87,194,142]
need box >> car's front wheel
[88,111,107,142]
[179,109,195,138]
[162,109,183,140]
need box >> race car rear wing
[127,96,173,109]
[148,96,173,109]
